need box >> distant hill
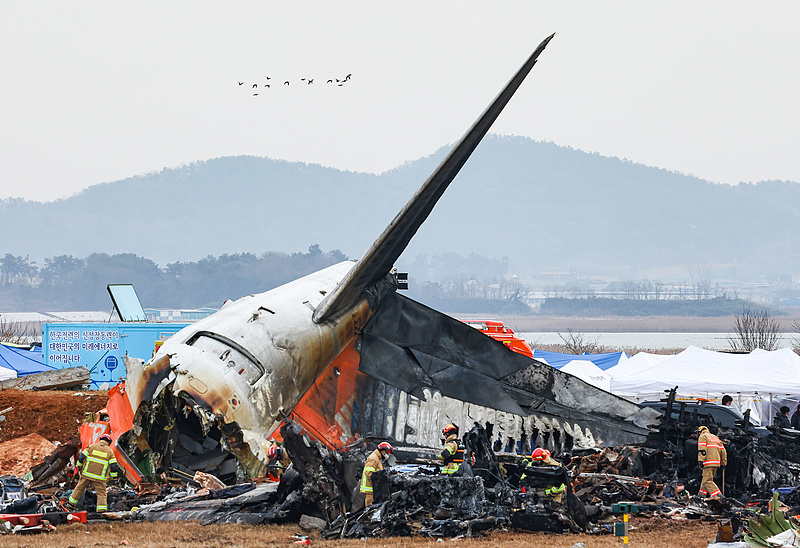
[2,135,799,281]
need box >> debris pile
[8,384,800,544]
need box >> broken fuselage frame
[120,263,393,481]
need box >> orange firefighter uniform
[68,436,119,512]
[697,426,727,499]
[360,443,392,506]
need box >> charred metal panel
[357,293,653,449]
[355,376,648,453]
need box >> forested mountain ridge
[2,135,798,280]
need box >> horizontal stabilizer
[313,34,555,323]
[357,293,647,426]
[357,293,538,415]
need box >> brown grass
[503,315,800,334]
[0,518,718,547]
[533,343,685,356]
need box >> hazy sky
[2,2,799,202]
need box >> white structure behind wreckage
[117,34,658,484]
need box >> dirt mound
[0,432,56,477]
[0,389,107,444]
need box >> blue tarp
[0,343,55,376]
[532,349,628,371]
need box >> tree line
[0,247,772,317]
[0,247,531,314]
[0,246,348,311]
[539,296,755,317]
[543,278,727,301]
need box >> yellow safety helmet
[697,425,709,433]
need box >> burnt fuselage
[127,261,383,477]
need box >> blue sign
[43,322,190,389]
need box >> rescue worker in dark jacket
[697,425,727,499]
[439,423,464,475]
[521,447,567,502]
[791,404,800,430]
[775,406,791,429]
[66,434,119,512]
[360,442,392,506]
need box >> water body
[518,332,796,352]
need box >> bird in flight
[239,73,351,95]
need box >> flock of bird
[240,74,352,96]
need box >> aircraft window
[187,332,265,385]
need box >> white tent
[560,359,612,392]
[605,352,672,379]
[0,364,15,382]
[610,346,800,425]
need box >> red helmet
[99,434,112,444]
[268,445,281,460]
[442,423,458,437]
[531,448,551,461]
[378,442,393,454]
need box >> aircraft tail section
[313,33,555,323]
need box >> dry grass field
[500,314,800,335]
[0,518,719,548]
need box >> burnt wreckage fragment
[134,420,590,536]
[633,388,800,500]
[322,423,589,538]
[355,293,656,451]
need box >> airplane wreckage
[107,33,656,491]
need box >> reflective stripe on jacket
[440,435,464,474]
[360,449,383,493]
[545,483,566,496]
[697,431,727,467]
[79,441,118,481]
[521,454,565,481]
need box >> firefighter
[65,434,119,512]
[697,425,727,499]
[267,444,292,478]
[360,441,392,506]
[439,423,464,475]
[521,447,567,502]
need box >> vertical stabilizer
[313,33,555,323]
